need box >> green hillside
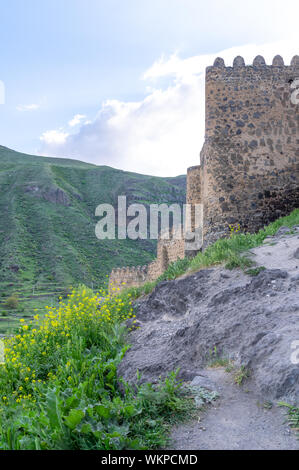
[0,145,186,332]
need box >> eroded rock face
[25,185,70,206]
[42,187,70,206]
[118,231,299,403]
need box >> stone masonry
[109,54,299,291]
[109,228,185,292]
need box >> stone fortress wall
[109,54,299,292]
[108,227,185,292]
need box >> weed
[187,386,219,409]
[225,363,235,373]
[0,145,186,332]
[234,366,250,386]
[228,223,241,237]
[207,346,231,369]
[245,266,266,276]
[278,402,299,433]
[263,401,273,410]
[157,258,191,282]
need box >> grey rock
[276,226,292,236]
[190,375,218,391]
[272,55,284,66]
[253,55,266,66]
[213,57,225,67]
[233,56,245,67]
[291,55,299,66]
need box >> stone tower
[187,55,299,248]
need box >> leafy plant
[187,385,219,409]
[278,402,299,433]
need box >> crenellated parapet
[211,55,299,68]
[109,264,149,292]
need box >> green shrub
[4,295,19,310]
[157,258,191,282]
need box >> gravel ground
[170,368,298,450]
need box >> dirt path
[170,368,298,450]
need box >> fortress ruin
[109,54,299,292]
[109,228,185,292]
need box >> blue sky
[0,0,298,175]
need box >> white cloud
[39,40,299,176]
[68,114,87,127]
[40,129,69,146]
[17,103,40,111]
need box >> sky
[0,0,298,176]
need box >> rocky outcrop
[25,185,70,206]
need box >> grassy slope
[0,146,185,330]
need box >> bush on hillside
[4,295,19,310]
